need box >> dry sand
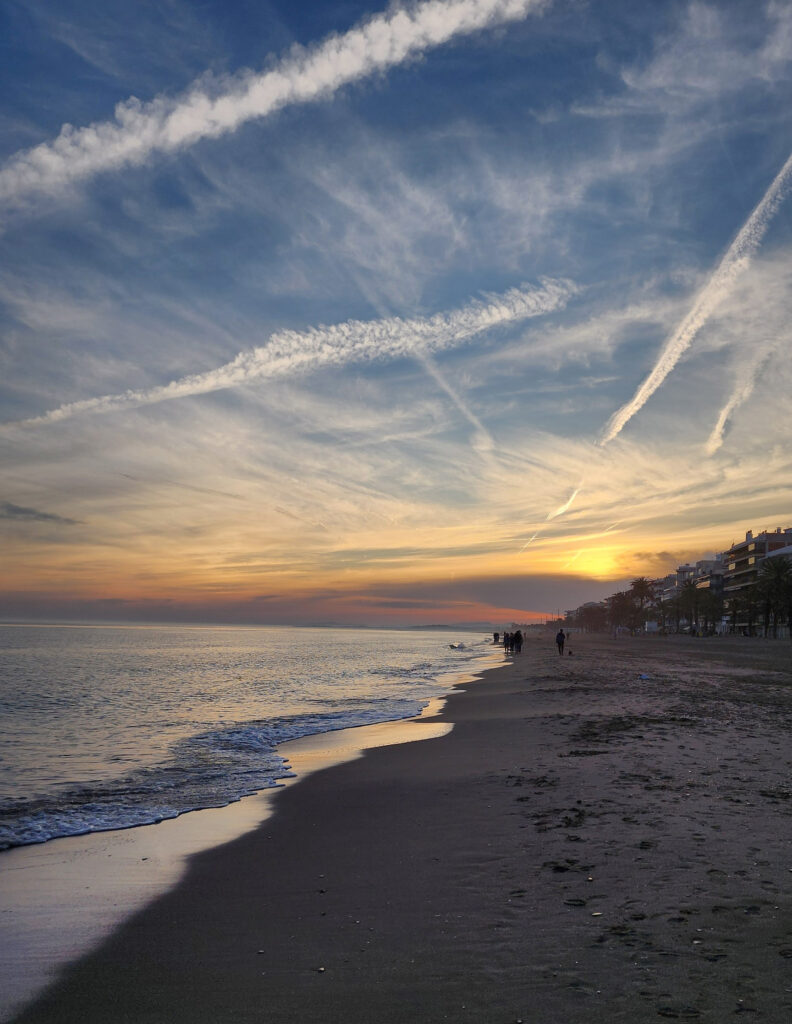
[9,634,792,1023]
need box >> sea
[0,622,495,852]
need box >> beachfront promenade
[11,634,792,1024]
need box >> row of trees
[566,556,792,638]
[737,555,792,638]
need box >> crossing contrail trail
[546,485,580,521]
[3,278,573,430]
[704,351,771,455]
[0,0,550,206]
[600,150,792,446]
[562,550,582,569]
[516,481,579,556]
[415,351,495,451]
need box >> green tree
[578,603,608,633]
[679,579,700,633]
[730,584,760,636]
[669,593,683,633]
[756,555,792,639]
[654,596,671,633]
[698,588,723,634]
[629,577,655,630]
[607,591,635,631]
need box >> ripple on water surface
[0,624,492,849]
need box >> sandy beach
[9,634,792,1023]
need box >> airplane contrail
[518,477,583,555]
[3,278,573,429]
[546,485,580,521]
[704,351,771,455]
[600,150,792,445]
[416,351,495,451]
[0,0,549,206]
[348,269,496,452]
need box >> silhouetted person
[555,629,566,655]
[493,632,499,645]
[513,629,523,654]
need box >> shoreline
[7,635,792,1022]
[0,654,492,1024]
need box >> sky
[1,0,791,627]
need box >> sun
[568,547,622,579]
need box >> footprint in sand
[657,1004,701,1018]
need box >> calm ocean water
[0,623,493,851]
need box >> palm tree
[756,555,792,639]
[579,603,608,633]
[607,591,635,632]
[679,579,700,633]
[629,577,655,631]
[698,588,723,635]
[730,584,760,636]
[654,596,670,633]
[669,593,683,633]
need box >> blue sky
[1,0,791,624]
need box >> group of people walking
[493,628,568,656]
[495,630,523,654]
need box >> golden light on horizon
[562,548,622,580]
[2,1,792,631]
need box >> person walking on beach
[513,629,523,654]
[555,629,566,655]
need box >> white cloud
[414,351,495,451]
[600,149,792,445]
[573,2,792,122]
[4,278,574,429]
[704,356,768,456]
[0,0,549,206]
[546,486,580,521]
[621,2,792,100]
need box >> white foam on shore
[0,685,475,1021]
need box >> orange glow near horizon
[1,501,766,626]
[3,3,792,629]
[3,424,789,625]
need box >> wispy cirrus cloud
[4,278,575,429]
[0,0,549,207]
[704,351,772,456]
[545,485,581,522]
[0,501,78,525]
[600,149,792,445]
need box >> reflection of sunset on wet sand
[2,5,792,1022]
[9,635,792,1023]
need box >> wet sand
[0,699,456,1022]
[9,634,792,1023]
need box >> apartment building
[656,559,723,603]
[693,557,725,595]
[724,527,792,595]
[722,527,792,632]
